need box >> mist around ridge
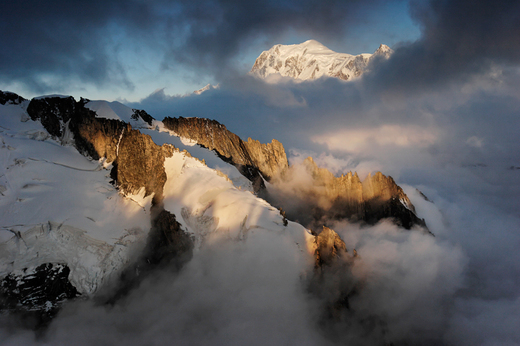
[122,24,520,346]
[2,48,519,346]
[1,66,518,345]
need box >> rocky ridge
[162,116,289,191]
[292,157,426,230]
[160,117,426,231]
[27,96,169,201]
[0,90,26,105]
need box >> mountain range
[0,42,432,342]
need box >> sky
[1,0,520,345]
[0,0,420,101]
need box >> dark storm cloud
[158,0,383,78]
[365,0,520,93]
[2,0,519,95]
[0,0,159,92]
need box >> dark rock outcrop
[0,91,26,105]
[309,226,361,325]
[131,109,154,126]
[0,263,79,329]
[162,116,289,191]
[104,206,193,304]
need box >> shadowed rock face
[162,116,289,191]
[103,206,194,304]
[0,263,79,330]
[27,96,125,161]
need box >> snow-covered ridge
[33,94,74,100]
[85,100,153,129]
[250,39,392,81]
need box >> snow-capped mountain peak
[374,44,393,58]
[250,40,392,81]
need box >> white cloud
[312,125,439,153]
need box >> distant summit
[193,83,219,95]
[250,40,392,81]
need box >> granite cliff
[162,116,289,191]
[285,157,427,230]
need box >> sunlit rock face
[114,126,169,199]
[287,157,426,230]
[27,96,170,200]
[308,226,360,323]
[314,226,349,267]
[250,39,393,81]
[161,116,425,231]
[162,116,289,191]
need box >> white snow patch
[85,100,151,129]
[161,151,313,254]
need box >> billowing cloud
[364,0,520,94]
[312,124,439,153]
[1,0,520,344]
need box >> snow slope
[0,101,152,294]
[143,121,256,192]
[160,150,313,250]
[251,39,392,81]
[85,100,151,129]
[0,97,314,297]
